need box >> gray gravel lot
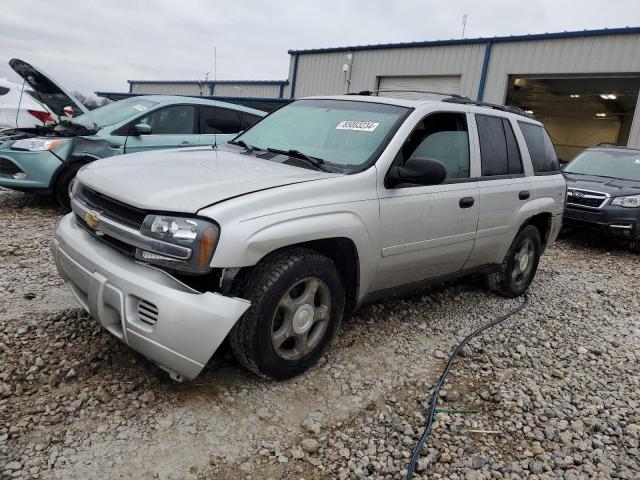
[0,187,639,480]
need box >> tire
[229,247,345,380]
[485,225,542,298]
[54,164,82,210]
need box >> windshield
[564,149,640,182]
[72,98,159,128]
[235,99,408,170]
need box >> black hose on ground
[407,293,530,479]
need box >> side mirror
[387,157,447,187]
[132,123,152,135]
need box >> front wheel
[53,164,82,210]
[485,225,542,298]
[229,247,345,380]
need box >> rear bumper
[53,214,250,381]
[563,206,640,240]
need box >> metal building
[286,27,640,157]
[128,79,289,99]
[114,27,640,157]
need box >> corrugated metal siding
[378,75,461,99]
[293,51,350,97]
[130,82,208,96]
[482,33,640,148]
[482,34,640,103]
[292,43,485,98]
[129,81,285,98]
[213,83,281,97]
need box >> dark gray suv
[563,146,640,241]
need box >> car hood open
[77,145,339,213]
[9,58,89,119]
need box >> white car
[0,78,54,131]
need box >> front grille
[77,186,147,229]
[567,189,608,209]
[76,215,136,257]
[137,300,158,326]
[0,158,23,175]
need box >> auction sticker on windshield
[336,121,379,132]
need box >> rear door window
[518,122,559,174]
[503,119,523,174]
[476,114,523,177]
[200,107,243,134]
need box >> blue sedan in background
[0,59,265,208]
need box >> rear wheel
[485,225,542,298]
[53,164,82,210]
[229,247,345,380]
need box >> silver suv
[53,95,566,381]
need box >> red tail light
[27,109,54,124]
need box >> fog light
[137,250,181,263]
[0,172,26,180]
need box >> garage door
[377,75,461,100]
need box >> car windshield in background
[235,99,408,170]
[564,149,640,182]
[72,98,159,128]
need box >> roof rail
[348,89,469,100]
[349,90,534,118]
[442,97,533,118]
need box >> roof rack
[442,97,533,118]
[348,89,469,100]
[348,90,534,118]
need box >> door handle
[459,197,475,208]
[519,190,531,200]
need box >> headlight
[11,138,67,151]
[611,195,640,208]
[136,215,219,273]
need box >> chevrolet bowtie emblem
[85,211,100,230]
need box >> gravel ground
[1,187,639,480]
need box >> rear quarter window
[518,122,559,174]
[0,86,9,96]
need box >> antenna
[461,14,468,39]
[213,45,218,149]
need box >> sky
[1,0,640,98]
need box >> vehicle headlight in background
[11,138,67,151]
[136,215,219,273]
[611,195,640,208]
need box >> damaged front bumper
[53,214,250,381]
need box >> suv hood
[9,58,89,119]
[564,172,640,196]
[77,145,339,213]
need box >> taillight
[27,110,54,124]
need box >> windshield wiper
[228,139,261,154]
[266,147,329,172]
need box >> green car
[0,59,265,207]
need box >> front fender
[211,206,379,300]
